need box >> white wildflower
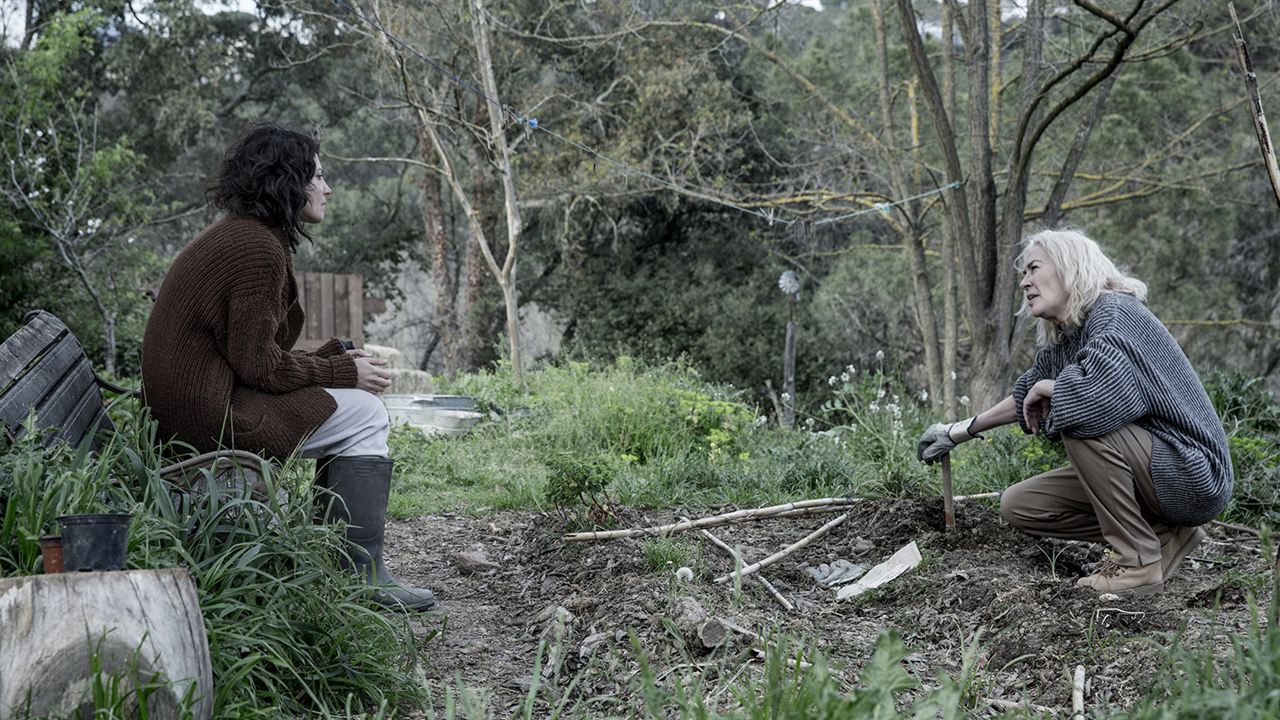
[875,350,885,361]
[828,376,838,386]
[950,371,958,380]
[960,395,970,407]
[840,372,850,383]
[876,388,886,400]
[919,389,929,402]
[846,364,856,374]
[781,392,792,403]
[754,415,767,428]
[868,402,879,413]
[804,417,815,429]
[675,566,694,582]
[84,217,102,233]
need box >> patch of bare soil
[385,500,1271,718]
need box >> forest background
[2,0,1279,417]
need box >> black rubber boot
[314,456,436,611]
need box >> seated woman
[142,123,434,610]
[917,228,1233,597]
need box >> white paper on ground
[835,541,922,600]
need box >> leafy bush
[1204,370,1280,527]
[545,452,618,527]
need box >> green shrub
[545,452,618,527]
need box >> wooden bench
[0,310,268,489]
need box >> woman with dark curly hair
[142,123,435,610]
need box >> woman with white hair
[917,228,1233,597]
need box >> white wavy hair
[1017,228,1147,345]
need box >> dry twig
[563,498,860,542]
[1072,665,1086,720]
[714,513,850,584]
[692,523,795,611]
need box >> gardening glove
[916,417,982,464]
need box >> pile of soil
[386,498,1272,717]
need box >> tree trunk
[0,569,213,720]
[942,0,959,417]
[471,0,525,387]
[873,0,942,407]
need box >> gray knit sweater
[1011,292,1233,526]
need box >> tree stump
[0,568,213,720]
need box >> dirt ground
[384,498,1274,718]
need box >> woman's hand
[354,356,392,394]
[1022,379,1055,434]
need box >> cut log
[671,597,727,652]
[0,568,213,720]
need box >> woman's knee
[999,483,1027,526]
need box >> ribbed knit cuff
[325,355,360,389]
[310,337,347,358]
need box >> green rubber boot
[315,456,436,611]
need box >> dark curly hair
[208,123,319,251]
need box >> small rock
[1098,593,1122,602]
[456,549,499,574]
[675,566,694,582]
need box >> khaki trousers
[999,425,1173,567]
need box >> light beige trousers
[999,424,1174,567]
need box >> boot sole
[1105,581,1164,598]
[1162,527,1206,582]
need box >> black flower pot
[58,513,131,571]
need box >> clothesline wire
[326,0,961,229]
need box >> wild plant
[0,399,427,717]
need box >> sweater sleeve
[294,337,347,359]
[224,245,358,393]
[1042,332,1149,439]
[1011,347,1057,435]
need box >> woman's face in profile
[1021,245,1068,324]
[301,156,331,224]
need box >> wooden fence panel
[294,271,365,350]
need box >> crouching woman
[917,228,1232,597]
[141,123,435,610]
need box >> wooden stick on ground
[714,513,850,584]
[693,523,794,611]
[1071,665,1086,720]
[953,491,1001,502]
[1212,519,1261,537]
[941,455,955,531]
[982,698,1059,717]
[563,497,860,542]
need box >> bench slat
[0,335,88,434]
[58,382,111,450]
[0,313,69,395]
[37,360,98,432]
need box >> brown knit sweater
[141,215,359,460]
